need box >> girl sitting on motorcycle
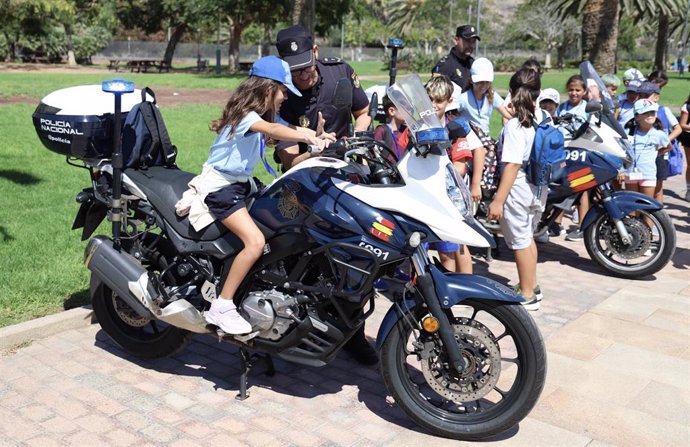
[487,68,546,311]
[199,56,331,334]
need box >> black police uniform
[275,57,369,161]
[432,48,474,92]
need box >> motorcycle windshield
[579,61,627,139]
[386,74,446,141]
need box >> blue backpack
[523,115,567,188]
[657,105,683,177]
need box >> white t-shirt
[500,109,548,180]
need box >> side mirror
[333,78,353,110]
[367,92,378,132]
[585,100,601,114]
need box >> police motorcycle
[32,74,545,441]
[532,61,676,278]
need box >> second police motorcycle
[478,62,676,278]
[32,74,546,440]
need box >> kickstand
[235,347,276,401]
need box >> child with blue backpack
[623,98,670,201]
[642,75,682,204]
[487,68,550,311]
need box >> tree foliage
[508,1,580,68]
[1,0,115,62]
[546,0,688,71]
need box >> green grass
[0,67,688,327]
[0,71,246,99]
[0,101,221,327]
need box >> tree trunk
[291,0,305,25]
[654,13,669,72]
[3,31,13,62]
[227,19,245,73]
[581,0,619,73]
[64,24,76,66]
[261,23,272,57]
[163,23,188,67]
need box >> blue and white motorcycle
[33,75,546,440]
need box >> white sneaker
[205,298,252,334]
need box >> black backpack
[121,87,177,169]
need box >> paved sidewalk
[1,178,688,446]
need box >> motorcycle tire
[584,208,676,279]
[92,281,192,359]
[380,300,546,441]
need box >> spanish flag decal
[370,216,395,242]
[567,167,597,192]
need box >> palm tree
[547,0,686,73]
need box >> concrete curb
[0,306,95,352]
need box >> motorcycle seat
[123,166,229,241]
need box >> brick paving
[1,176,688,446]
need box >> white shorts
[499,179,545,250]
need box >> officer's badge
[456,68,462,78]
[298,115,310,127]
[290,41,298,52]
[352,72,360,89]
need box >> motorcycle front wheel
[92,281,192,358]
[380,300,546,441]
[584,208,676,278]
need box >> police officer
[274,25,370,169]
[275,25,377,365]
[432,24,480,92]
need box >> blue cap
[634,98,658,115]
[626,79,642,93]
[248,56,301,97]
[638,81,660,95]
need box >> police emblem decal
[352,72,360,88]
[277,181,301,219]
[290,41,298,52]
[298,115,310,127]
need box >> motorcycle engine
[241,290,300,340]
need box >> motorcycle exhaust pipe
[84,236,156,320]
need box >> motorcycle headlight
[445,164,473,220]
[615,137,634,169]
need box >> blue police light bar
[415,128,448,144]
[102,80,135,94]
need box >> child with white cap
[537,88,560,120]
[456,57,512,134]
[624,98,670,200]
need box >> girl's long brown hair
[210,76,279,136]
[509,68,541,127]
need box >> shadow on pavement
[92,330,431,437]
[93,327,527,441]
